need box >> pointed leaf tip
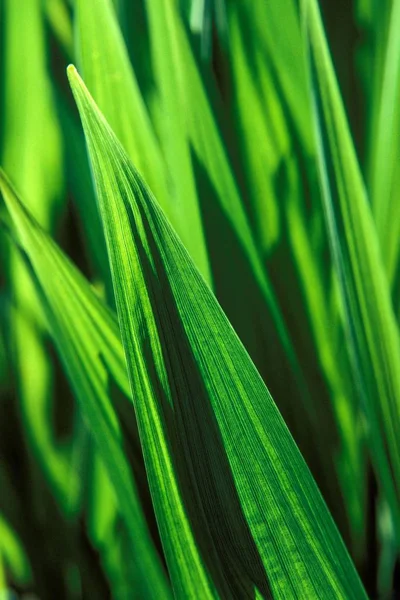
[66,63,78,80]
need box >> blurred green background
[0,0,400,598]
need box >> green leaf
[76,0,212,285]
[226,0,312,250]
[0,514,32,586]
[58,94,111,288]
[68,64,367,599]
[303,0,400,543]
[75,0,166,206]
[144,0,333,482]
[368,0,400,284]
[1,0,74,511]
[87,454,138,600]
[0,170,171,600]
[144,0,213,284]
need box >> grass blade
[303,0,400,543]
[68,64,367,599]
[0,170,171,600]
[368,0,400,284]
[75,0,166,208]
[1,0,76,510]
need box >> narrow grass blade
[75,0,214,285]
[286,193,368,557]
[58,96,111,288]
[69,64,368,599]
[144,0,212,284]
[45,0,74,57]
[87,454,139,600]
[226,0,312,250]
[368,0,400,284]
[1,0,75,511]
[75,0,167,210]
[303,0,400,543]
[0,171,171,600]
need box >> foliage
[0,0,399,597]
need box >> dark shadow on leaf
[192,149,350,547]
[124,196,272,599]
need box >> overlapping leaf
[1,0,74,510]
[303,0,400,542]
[76,0,211,284]
[145,0,340,493]
[225,2,365,540]
[0,171,171,600]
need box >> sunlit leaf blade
[76,0,213,285]
[146,0,266,299]
[45,0,74,57]
[286,192,368,558]
[0,171,171,600]
[2,0,62,210]
[75,0,167,209]
[87,454,138,600]
[225,2,365,538]
[226,0,312,250]
[144,0,212,284]
[303,0,400,542]
[69,64,367,599]
[368,0,400,285]
[1,0,76,511]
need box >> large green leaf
[68,64,367,599]
[303,0,400,542]
[0,170,171,600]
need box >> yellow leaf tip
[66,64,79,84]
